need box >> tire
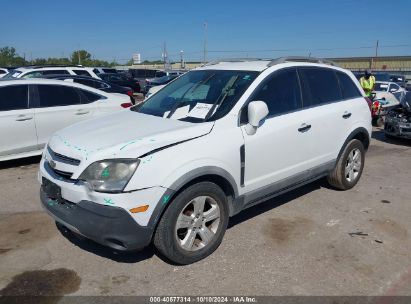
[154,182,229,265]
[327,139,365,190]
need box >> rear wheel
[327,139,365,190]
[154,182,229,264]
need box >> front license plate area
[42,177,62,201]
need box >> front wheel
[327,139,365,190]
[154,182,229,264]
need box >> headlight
[78,159,139,192]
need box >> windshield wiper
[167,73,216,119]
[204,75,239,121]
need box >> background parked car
[144,70,185,93]
[374,73,391,82]
[98,73,141,93]
[374,81,406,102]
[41,74,135,103]
[129,68,159,90]
[144,75,178,94]
[0,79,132,161]
[145,84,166,98]
[385,91,411,139]
[390,74,407,88]
[3,65,101,79]
[0,68,9,78]
[92,67,118,74]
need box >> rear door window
[299,68,342,107]
[249,68,302,117]
[72,69,92,77]
[37,85,82,107]
[336,72,362,99]
[0,85,29,111]
[42,70,71,76]
[22,71,44,78]
[80,90,102,103]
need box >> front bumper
[39,157,175,251]
[40,187,152,251]
[385,122,411,139]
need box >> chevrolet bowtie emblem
[49,159,57,169]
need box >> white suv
[4,66,100,79]
[39,57,372,264]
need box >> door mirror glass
[245,100,269,135]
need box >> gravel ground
[0,128,410,300]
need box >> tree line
[0,47,119,67]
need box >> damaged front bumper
[39,156,175,251]
[40,187,154,251]
[384,116,411,139]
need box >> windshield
[132,69,258,123]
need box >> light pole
[203,21,208,64]
[180,50,184,69]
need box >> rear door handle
[15,115,33,121]
[298,123,311,133]
[342,112,352,119]
[75,110,90,115]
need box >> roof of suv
[197,57,339,72]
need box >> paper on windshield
[187,103,214,119]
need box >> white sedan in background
[0,79,132,161]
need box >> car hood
[48,110,214,165]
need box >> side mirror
[245,100,269,135]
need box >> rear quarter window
[80,90,102,103]
[336,72,362,99]
[299,67,342,107]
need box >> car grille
[44,161,74,180]
[47,146,80,166]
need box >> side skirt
[231,160,335,215]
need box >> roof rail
[202,56,338,68]
[21,64,84,69]
[203,58,269,66]
[268,56,337,67]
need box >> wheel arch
[337,127,370,161]
[148,167,239,235]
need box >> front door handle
[342,112,352,119]
[75,110,90,115]
[15,115,33,121]
[298,123,311,133]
